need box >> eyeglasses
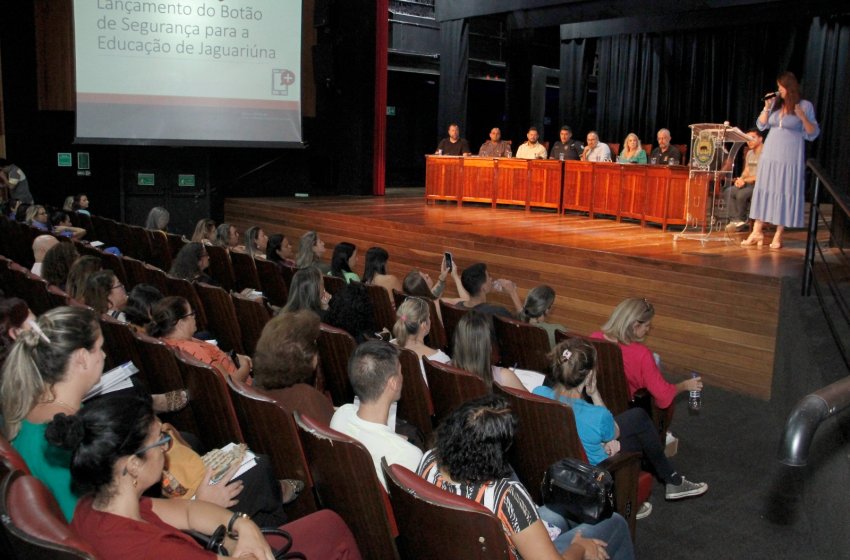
[180,310,196,320]
[110,283,125,291]
[133,432,173,456]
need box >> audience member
[330,340,423,489]
[30,234,59,277]
[517,285,566,349]
[281,266,330,318]
[148,296,251,382]
[243,225,268,259]
[0,297,34,368]
[123,284,164,331]
[25,204,51,231]
[190,218,216,244]
[324,281,377,343]
[535,338,708,509]
[580,131,612,162]
[478,127,512,157]
[725,128,765,231]
[66,255,103,302]
[649,128,681,165]
[144,206,170,231]
[549,125,583,161]
[392,296,450,381]
[419,394,634,560]
[329,241,360,283]
[295,230,330,273]
[402,253,468,311]
[40,242,79,289]
[452,311,525,391]
[47,394,360,559]
[266,233,296,267]
[363,246,402,294]
[62,196,74,212]
[72,193,91,215]
[435,123,471,156]
[516,126,548,159]
[169,242,216,285]
[457,262,522,317]
[50,210,86,239]
[0,158,34,204]
[82,270,128,320]
[590,297,702,410]
[213,222,242,250]
[618,132,648,164]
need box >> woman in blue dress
[742,71,819,249]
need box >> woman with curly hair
[324,282,376,343]
[419,394,634,560]
[169,242,216,285]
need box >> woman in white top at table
[391,297,450,383]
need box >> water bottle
[688,372,702,411]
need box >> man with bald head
[650,129,682,165]
[31,234,58,277]
[580,131,612,162]
[478,127,511,158]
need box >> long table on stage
[425,155,691,230]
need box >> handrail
[781,159,850,466]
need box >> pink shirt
[589,331,677,408]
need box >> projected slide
[73,1,302,146]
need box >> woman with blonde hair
[617,133,647,164]
[451,311,525,391]
[590,297,702,410]
[295,230,330,273]
[190,218,216,244]
[392,297,450,380]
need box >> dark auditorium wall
[0,0,379,233]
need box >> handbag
[541,457,614,524]
[190,525,306,559]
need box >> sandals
[280,479,305,505]
[153,390,190,413]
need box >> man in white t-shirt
[330,341,422,490]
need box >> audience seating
[74,213,95,240]
[194,282,244,353]
[317,323,357,406]
[120,256,150,289]
[392,290,447,351]
[0,470,98,559]
[175,352,244,451]
[322,273,345,297]
[364,283,397,333]
[149,231,174,271]
[422,357,489,425]
[438,300,470,353]
[10,266,52,315]
[396,348,434,444]
[381,460,512,560]
[230,251,262,292]
[493,314,551,372]
[100,314,143,372]
[294,412,399,560]
[142,263,168,294]
[494,384,645,539]
[226,378,319,521]
[0,433,30,474]
[206,244,236,293]
[125,225,153,264]
[254,258,288,307]
[230,293,271,356]
[277,261,297,287]
[45,285,69,310]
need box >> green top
[12,419,78,521]
[342,270,361,283]
[618,149,648,164]
[536,321,568,350]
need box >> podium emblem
[693,131,715,166]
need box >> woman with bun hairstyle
[47,393,361,560]
[392,297,450,381]
[517,285,567,349]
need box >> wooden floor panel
[226,191,815,399]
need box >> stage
[226,189,815,399]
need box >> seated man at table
[515,127,548,160]
[549,125,583,160]
[580,131,612,162]
[649,128,682,165]
[330,340,422,490]
[725,128,765,232]
[435,123,471,156]
[478,127,512,158]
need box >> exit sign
[137,173,155,186]
[178,174,196,187]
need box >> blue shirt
[532,386,616,465]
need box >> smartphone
[444,251,453,272]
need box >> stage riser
[227,197,783,399]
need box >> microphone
[763,91,779,101]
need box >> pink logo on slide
[272,69,296,96]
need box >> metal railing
[779,159,850,466]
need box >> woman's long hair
[329,242,356,278]
[518,285,555,323]
[451,311,494,388]
[392,297,430,347]
[282,266,324,315]
[296,231,320,269]
[774,71,801,113]
[601,297,654,344]
[363,247,389,284]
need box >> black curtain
[438,19,469,141]
[559,38,595,137]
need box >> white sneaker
[636,501,652,520]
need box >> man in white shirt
[580,131,612,162]
[330,341,422,490]
[31,234,58,277]
[515,126,548,159]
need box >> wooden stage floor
[226,189,815,399]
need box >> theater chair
[294,412,399,560]
[322,273,345,297]
[0,433,30,474]
[99,314,142,372]
[316,323,357,406]
[206,244,236,293]
[392,289,447,351]
[194,281,244,354]
[120,256,150,290]
[493,314,551,372]
[423,357,489,425]
[396,347,435,443]
[438,300,470,354]
[494,384,649,540]
[230,293,272,356]
[226,377,319,521]
[364,283,396,333]
[0,471,99,559]
[382,460,513,560]
[230,251,261,292]
[254,258,288,306]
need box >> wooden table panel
[528,160,562,209]
[562,161,593,213]
[620,165,647,222]
[461,158,495,204]
[425,156,463,202]
[494,158,529,207]
[591,163,622,219]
